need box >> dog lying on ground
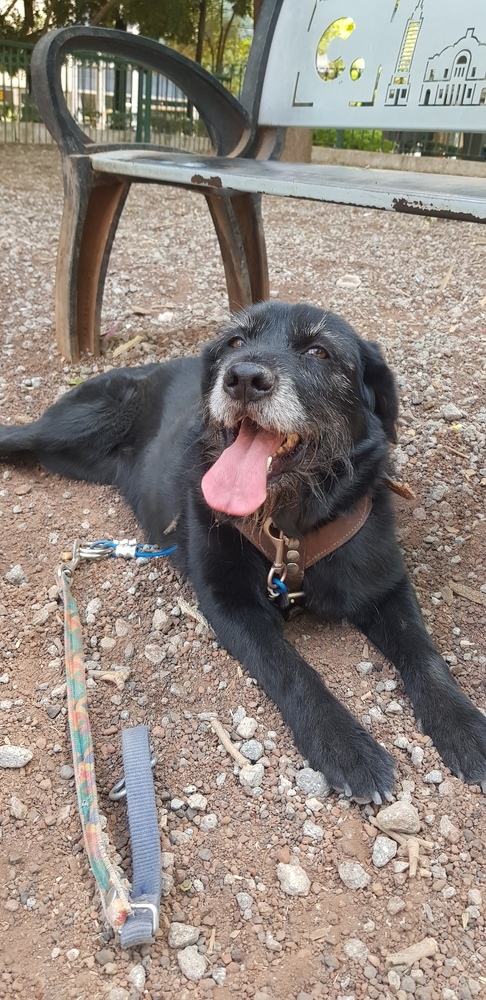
[1,301,485,802]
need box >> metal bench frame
[31,0,486,361]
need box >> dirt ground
[0,145,485,1000]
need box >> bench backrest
[245,0,486,133]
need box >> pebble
[144,643,164,663]
[276,862,311,896]
[239,762,264,787]
[338,861,371,890]
[60,764,74,779]
[187,792,207,811]
[236,716,258,739]
[387,896,406,915]
[343,938,369,963]
[5,564,27,585]
[439,815,460,843]
[302,819,324,841]
[376,800,421,834]
[128,964,146,991]
[336,273,362,289]
[295,766,330,797]
[152,608,168,630]
[177,945,206,981]
[106,990,129,1000]
[424,770,443,784]
[86,597,102,617]
[0,745,33,768]
[411,746,424,766]
[200,813,218,831]
[100,636,116,650]
[240,739,264,761]
[372,835,398,867]
[236,891,254,917]
[442,402,465,421]
[212,967,227,985]
[356,660,373,675]
[168,923,200,948]
[10,795,27,819]
[66,949,79,962]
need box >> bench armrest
[31,25,251,156]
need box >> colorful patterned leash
[57,537,176,945]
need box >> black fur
[2,301,485,801]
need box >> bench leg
[205,192,269,311]
[57,156,130,362]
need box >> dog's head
[200,301,398,521]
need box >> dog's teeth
[267,456,272,471]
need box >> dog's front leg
[353,576,486,790]
[188,522,395,802]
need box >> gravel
[276,862,311,896]
[1,146,485,1000]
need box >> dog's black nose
[223,362,275,402]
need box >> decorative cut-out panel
[258,0,486,130]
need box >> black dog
[1,301,485,802]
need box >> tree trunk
[280,128,313,163]
[195,0,207,64]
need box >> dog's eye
[228,336,245,349]
[305,346,328,359]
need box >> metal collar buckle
[109,754,158,801]
[129,900,159,936]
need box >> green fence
[0,38,213,151]
[313,127,486,160]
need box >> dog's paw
[308,726,396,803]
[417,692,486,791]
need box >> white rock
[411,746,424,766]
[338,861,371,890]
[442,402,465,421]
[240,739,264,761]
[128,964,146,992]
[236,716,258,739]
[376,800,420,834]
[356,660,373,675]
[468,889,482,908]
[439,815,460,843]
[85,597,102,617]
[372,835,398,868]
[66,949,79,962]
[212,967,227,985]
[277,862,311,897]
[343,938,369,963]
[10,795,27,819]
[187,793,207,811]
[168,923,200,948]
[424,770,443,784]
[152,608,168,630]
[177,945,206,981]
[302,819,324,841]
[386,700,403,714]
[239,762,264,788]
[295,767,330,797]
[0,745,33,768]
[200,813,218,831]
[144,643,164,664]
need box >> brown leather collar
[238,494,372,598]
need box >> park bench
[31,0,486,362]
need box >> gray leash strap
[118,726,161,948]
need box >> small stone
[144,644,164,664]
[5,564,27,585]
[401,975,417,994]
[295,767,330,797]
[386,700,403,714]
[336,273,362,289]
[86,598,102,617]
[439,816,460,843]
[128,965,146,992]
[115,618,129,637]
[468,889,482,907]
[177,945,206,981]
[442,402,465,421]
[95,949,116,966]
[236,891,254,917]
[411,746,424,766]
[200,813,218,831]
[99,636,116,651]
[60,764,74,780]
[240,739,264,761]
[187,792,207,811]
[356,661,373,675]
[168,923,200,948]
[388,970,401,991]
[212,967,227,985]
[0,745,33,768]
[277,862,311,897]
[239,762,264,788]
[46,705,61,719]
[236,717,258,739]
[152,608,168,630]
[372,835,398,868]
[338,861,371,890]
[106,991,129,1000]
[343,938,369,964]
[302,819,324,841]
[10,795,27,820]
[376,801,420,834]
[66,949,79,962]
[387,896,406,915]
[424,770,443,784]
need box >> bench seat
[92,150,486,223]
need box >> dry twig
[210,719,247,767]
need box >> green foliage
[313,128,397,153]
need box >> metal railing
[0,38,213,151]
[313,127,486,160]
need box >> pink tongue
[201,420,285,516]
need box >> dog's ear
[360,340,398,443]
